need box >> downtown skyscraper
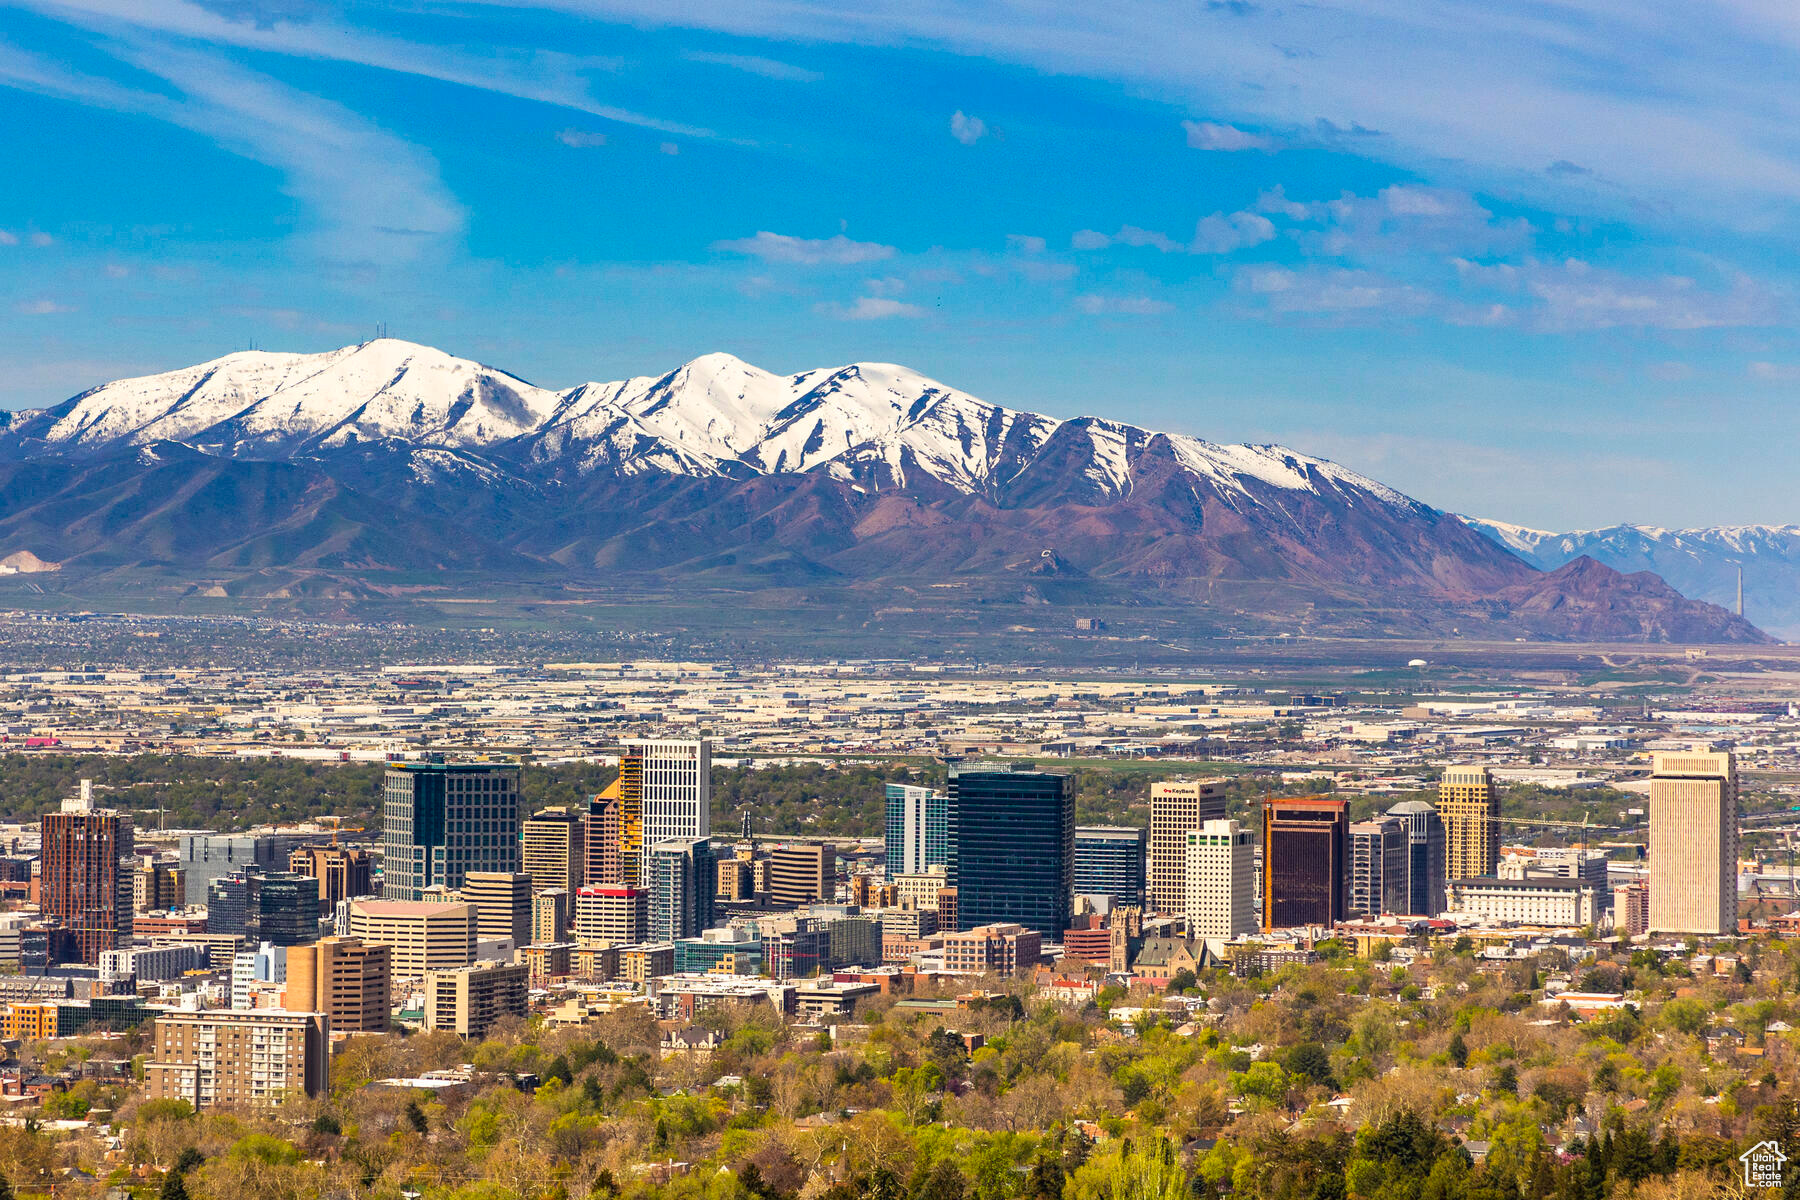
[1439,766,1500,882]
[618,739,710,886]
[1649,749,1739,936]
[1147,779,1228,915]
[41,780,134,963]
[381,760,523,901]
[1261,796,1349,930]
[947,763,1073,935]
[885,783,947,879]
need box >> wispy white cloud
[1183,119,1268,151]
[1191,210,1275,253]
[12,0,718,140]
[712,231,897,265]
[1075,294,1172,315]
[16,299,74,315]
[1255,185,1309,220]
[819,295,925,319]
[950,110,988,145]
[490,0,1800,230]
[1072,225,1183,253]
[1006,234,1046,254]
[0,40,463,264]
[1453,257,1784,331]
[556,128,608,147]
[1236,264,1436,318]
[1297,185,1532,258]
[683,50,821,82]
[1074,213,1274,254]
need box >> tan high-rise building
[1148,779,1228,914]
[423,960,529,1038]
[716,858,755,901]
[345,900,476,982]
[1439,766,1500,882]
[532,889,570,944]
[133,862,184,913]
[574,886,647,948]
[769,844,836,908]
[285,936,392,1033]
[288,845,374,909]
[1649,750,1738,936]
[461,872,532,946]
[1613,881,1650,936]
[145,1009,329,1108]
[523,807,585,896]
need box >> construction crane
[1494,813,1611,833]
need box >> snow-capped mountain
[1463,517,1800,639]
[8,340,563,457]
[0,340,1772,643]
[0,339,1419,506]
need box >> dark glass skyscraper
[1073,825,1147,909]
[181,832,316,907]
[381,760,523,900]
[947,764,1073,934]
[647,838,716,942]
[1385,800,1448,917]
[208,871,319,946]
[1261,796,1349,929]
[1348,818,1407,917]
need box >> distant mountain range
[1465,518,1800,639]
[0,339,1771,643]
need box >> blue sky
[2,1,1799,529]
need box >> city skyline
[4,4,1800,528]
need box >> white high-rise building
[229,941,286,1009]
[1184,819,1255,943]
[627,739,711,878]
[885,784,947,879]
[1648,748,1738,936]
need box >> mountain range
[1464,519,1800,640]
[0,339,1771,644]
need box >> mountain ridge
[0,339,1773,644]
[1464,516,1800,639]
[0,339,1420,507]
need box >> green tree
[1286,1042,1337,1090]
[913,1159,966,1200]
[1067,1138,1192,1200]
